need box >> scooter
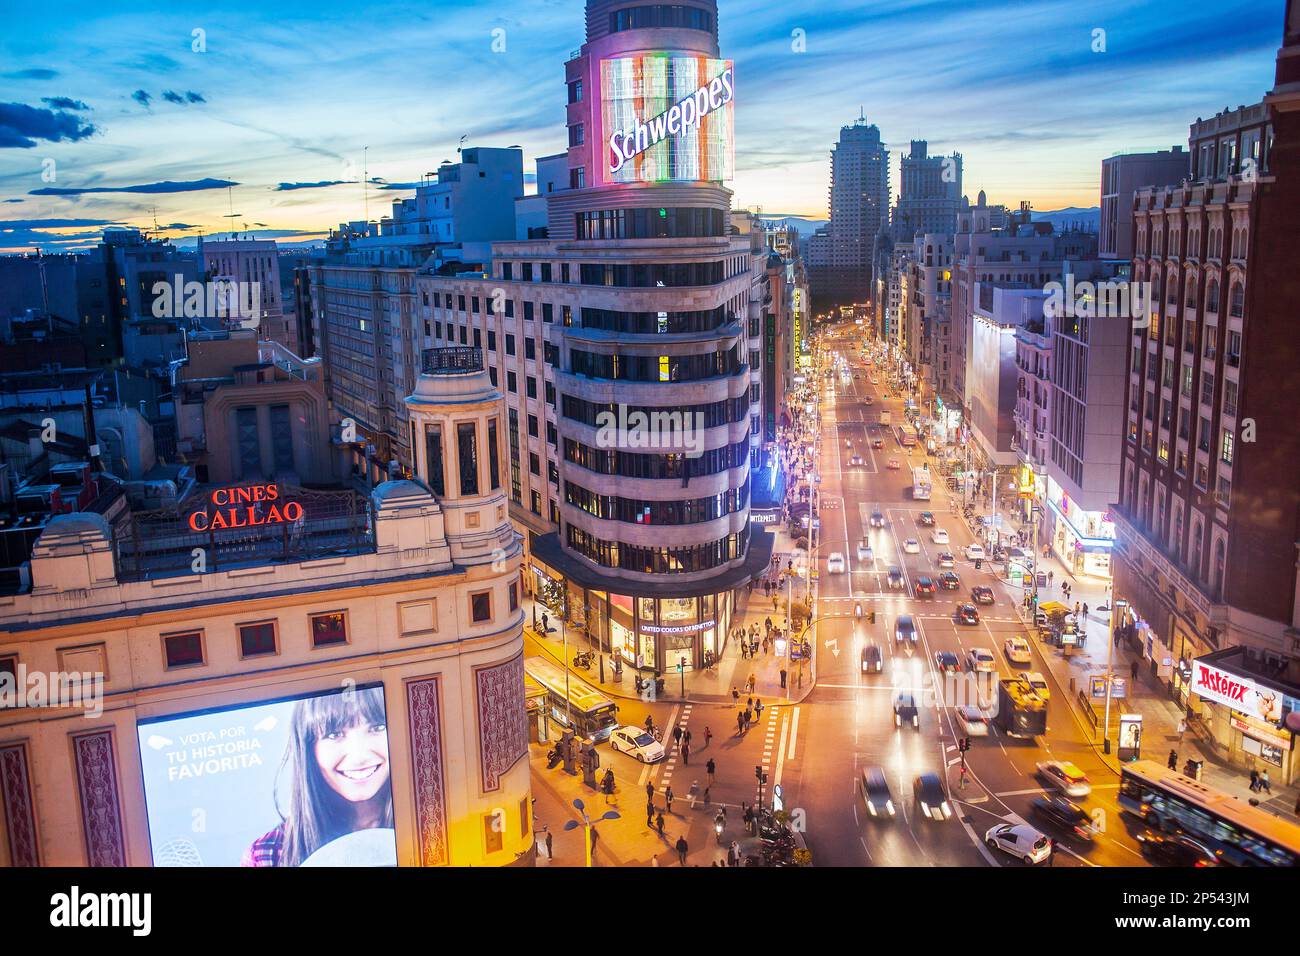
[573,651,594,670]
[545,747,562,769]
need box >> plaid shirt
[242,824,286,867]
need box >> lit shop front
[1045,478,1115,580]
[530,529,773,674]
[1189,649,1300,785]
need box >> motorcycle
[854,601,863,619]
[573,651,594,670]
[545,747,562,769]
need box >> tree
[539,577,567,616]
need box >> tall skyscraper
[892,140,962,240]
[812,117,889,309]
[415,0,771,675]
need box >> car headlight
[920,803,932,818]
[867,802,877,816]
[941,801,952,817]
[886,800,895,815]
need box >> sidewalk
[1010,546,1300,821]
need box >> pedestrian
[590,826,599,858]
[780,668,788,689]
[1261,769,1272,793]
[1130,659,1140,681]
[665,785,674,813]
[682,741,690,765]
[732,686,740,704]
[1168,749,1179,771]
[773,595,779,612]
[644,714,654,735]
[676,835,689,865]
[602,768,615,802]
[747,673,756,694]
[765,616,772,632]
[744,707,752,729]
[747,696,754,712]
[1047,571,1053,587]
[673,725,683,747]
[707,757,716,784]
[647,801,656,827]
[688,780,699,808]
[1082,602,1089,619]
[544,827,553,860]
[704,726,713,748]
[755,698,764,718]
[1074,602,1081,618]
[541,612,549,634]
[728,840,740,868]
[737,711,745,735]
[684,729,692,748]
[656,812,665,837]
[1250,769,1260,792]
[646,781,655,802]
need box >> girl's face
[314,721,390,803]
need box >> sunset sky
[0,0,1284,253]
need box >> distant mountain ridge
[1031,206,1099,232]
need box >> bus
[1118,760,1300,866]
[899,425,918,448]
[994,678,1047,737]
[524,655,619,742]
[911,466,932,501]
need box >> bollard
[1069,677,1075,693]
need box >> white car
[956,705,990,737]
[856,540,874,562]
[965,543,987,561]
[985,823,1053,864]
[1004,637,1032,664]
[609,726,665,764]
[936,551,955,569]
[966,647,997,673]
[827,552,846,574]
[903,538,921,554]
[1019,671,1051,701]
[1037,760,1092,798]
[931,528,950,545]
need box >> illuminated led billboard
[137,684,396,867]
[601,55,734,183]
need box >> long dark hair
[274,687,393,866]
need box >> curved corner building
[538,0,771,672]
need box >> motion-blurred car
[894,614,917,644]
[1136,832,1220,867]
[856,540,874,562]
[956,705,990,737]
[871,437,885,449]
[609,726,665,763]
[827,552,846,574]
[860,767,896,818]
[912,773,952,821]
[938,571,960,590]
[887,566,905,589]
[1030,796,1095,843]
[893,691,920,729]
[914,576,937,597]
[870,509,886,528]
[931,528,950,544]
[864,396,874,406]
[1018,671,1051,701]
[985,823,1052,864]
[903,538,921,554]
[1036,761,1092,798]
[934,651,960,673]
[887,458,901,470]
[1004,636,1032,664]
[955,604,981,625]
[860,642,883,674]
[971,586,995,605]
[966,646,996,671]
[937,551,955,569]
[917,512,935,526]
[965,543,987,561]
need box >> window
[236,406,261,478]
[530,452,540,475]
[425,424,446,496]
[506,334,516,356]
[528,414,539,438]
[509,580,520,612]
[569,167,585,190]
[525,338,536,360]
[568,123,585,147]
[502,262,513,281]
[530,490,542,515]
[542,303,553,323]
[270,405,294,474]
[458,422,480,496]
[238,621,278,658]
[310,612,348,648]
[507,371,517,393]
[519,796,531,839]
[163,631,204,668]
[484,811,505,854]
[1221,430,1234,465]
[488,418,501,491]
[526,376,537,399]
[567,79,583,104]
[471,591,492,623]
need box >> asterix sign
[1191,660,1282,724]
[187,483,304,532]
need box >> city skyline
[0,0,1285,254]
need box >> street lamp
[563,798,620,868]
[1099,595,1128,754]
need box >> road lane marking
[787,707,801,760]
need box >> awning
[1038,601,1070,615]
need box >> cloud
[29,177,237,196]
[0,218,123,228]
[274,180,349,191]
[131,89,152,108]
[40,97,89,111]
[2,199,23,204]
[0,102,98,149]
[2,69,58,80]
[161,90,185,105]
[162,222,198,230]
[185,91,206,104]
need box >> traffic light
[957,736,972,752]
[755,765,763,781]
[974,558,983,569]
[868,610,876,624]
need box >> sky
[0,0,1285,254]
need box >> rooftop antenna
[458,134,467,154]
[363,146,370,226]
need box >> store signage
[1192,660,1283,723]
[187,483,303,532]
[750,511,780,524]
[1230,716,1291,750]
[642,620,716,635]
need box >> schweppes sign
[187,483,304,532]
